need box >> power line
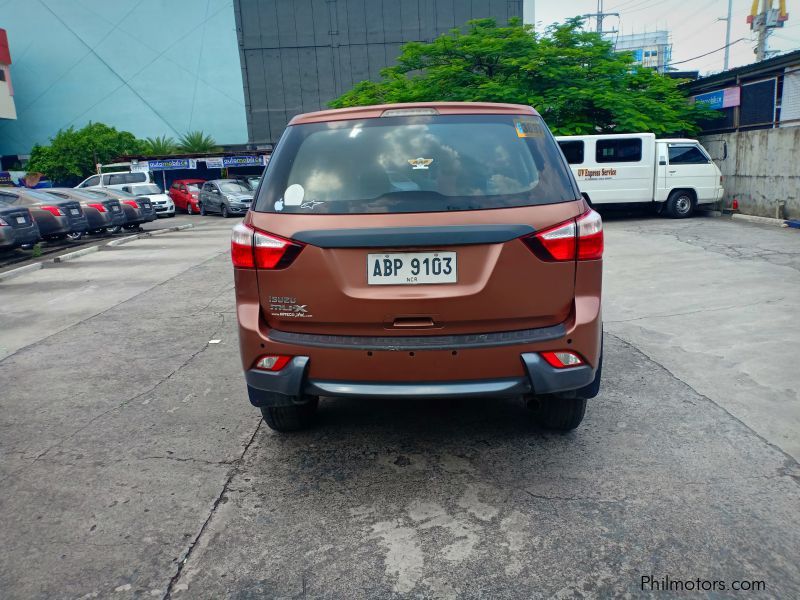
[667,37,748,66]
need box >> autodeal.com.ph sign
[694,87,740,110]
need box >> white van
[555,133,723,218]
[75,166,156,191]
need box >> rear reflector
[254,355,292,371]
[87,203,107,212]
[541,351,585,369]
[231,222,304,270]
[522,209,603,262]
[40,205,64,217]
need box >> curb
[732,213,793,228]
[0,222,198,283]
[0,262,42,283]
[53,245,100,263]
[106,234,140,247]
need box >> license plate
[70,208,79,216]
[16,216,25,224]
[111,205,120,212]
[142,203,150,208]
[367,252,457,285]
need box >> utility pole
[597,0,604,33]
[723,0,733,70]
[748,0,789,62]
[755,15,769,61]
[583,0,619,36]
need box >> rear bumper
[244,352,596,407]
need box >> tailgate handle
[393,317,435,328]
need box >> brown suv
[232,102,603,432]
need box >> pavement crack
[605,332,800,482]
[162,419,263,599]
[141,455,236,466]
[605,297,785,324]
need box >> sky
[531,0,800,74]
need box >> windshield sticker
[300,200,325,210]
[284,184,305,206]
[408,157,434,170]
[275,199,284,211]
[514,119,544,138]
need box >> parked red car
[168,179,205,214]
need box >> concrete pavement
[0,214,798,598]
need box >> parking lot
[1,214,799,598]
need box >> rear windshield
[254,114,578,214]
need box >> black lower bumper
[245,353,598,408]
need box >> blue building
[0,0,247,158]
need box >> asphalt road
[0,214,798,599]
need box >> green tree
[26,122,145,184]
[142,135,177,155]
[177,130,220,153]
[330,18,717,136]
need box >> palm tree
[177,130,220,153]
[142,135,177,156]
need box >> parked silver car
[0,200,40,250]
[198,179,253,217]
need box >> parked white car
[555,133,723,218]
[121,184,175,218]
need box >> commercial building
[683,50,800,219]
[0,28,15,121]
[614,31,672,74]
[233,0,523,146]
[0,0,247,159]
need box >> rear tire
[527,394,587,431]
[221,205,229,218]
[665,190,694,218]
[260,397,319,432]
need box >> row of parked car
[1,173,263,252]
[0,186,159,252]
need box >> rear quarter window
[596,138,642,163]
[255,114,579,215]
[558,140,584,164]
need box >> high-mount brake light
[522,209,603,262]
[231,222,304,270]
[381,107,439,117]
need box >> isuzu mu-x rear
[232,102,603,432]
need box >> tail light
[522,209,603,262]
[40,205,64,217]
[254,355,292,371]
[541,351,585,369]
[231,222,304,269]
[87,203,107,212]
[123,200,139,208]
[0,217,8,226]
